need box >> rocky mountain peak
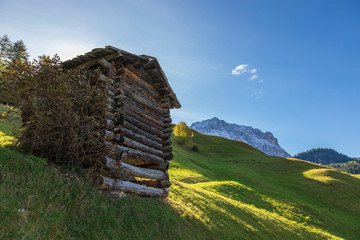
[190,118,290,158]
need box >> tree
[173,122,194,144]
[0,35,12,62]
[9,40,29,63]
[0,35,12,74]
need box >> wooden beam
[119,136,163,157]
[116,145,164,164]
[101,176,167,197]
[119,127,163,150]
[98,58,117,78]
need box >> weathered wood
[121,82,162,114]
[114,87,125,95]
[119,136,163,157]
[124,68,157,95]
[163,127,172,134]
[161,104,170,110]
[113,94,126,102]
[106,158,167,180]
[163,123,172,129]
[119,127,163,150]
[122,104,163,129]
[163,152,173,161]
[69,52,122,70]
[123,72,159,100]
[163,145,172,153]
[119,113,163,138]
[100,73,114,85]
[163,117,172,124]
[122,95,163,120]
[160,97,170,103]
[102,176,167,198]
[122,121,162,144]
[104,130,114,141]
[158,87,170,95]
[142,161,169,171]
[163,139,171,146]
[98,58,117,78]
[116,145,164,164]
[106,120,115,130]
[132,179,171,188]
[161,133,171,141]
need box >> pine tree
[10,40,29,63]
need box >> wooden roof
[62,46,181,109]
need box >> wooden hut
[63,46,181,198]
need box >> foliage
[0,35,29,64]
[173,121,194,144]
[328,160,360,174]
[293,148,355,165]
[0,55,109,166]
[0,35,29,81]
[0,130,15,147]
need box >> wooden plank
[101,176,167,197]
[106,158,167,180]
[98,58,117,78]
[119,136,163,157]
[116,145,164,164]
[119,127,163,150]
[132,179,171,188]
[121,81,162,113]
[142,161,169,171]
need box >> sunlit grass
[0,130,16,147]
[303,169,339,184]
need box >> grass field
[1,109,359,239]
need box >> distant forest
[294,148,354,165]
[328,161,360,174]
[294,148,360,174]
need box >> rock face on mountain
[190,117,291,158]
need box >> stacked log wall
[100,58,172,198]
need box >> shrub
[173,122,194,145]
[0,55,109,167]
[191,145,199,152]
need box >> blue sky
[1,0,359,157]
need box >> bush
[173,122,194,145]
[0,55,109,167]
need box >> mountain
[293,148,355,165]
[190,117,290,157]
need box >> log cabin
[63,46,181,198]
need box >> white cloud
[232,64,264,84]
[249,74,258,81]
[231,64,257,76]
[231,64,249,75]
[249,68,257,74]
[251,91,264,99]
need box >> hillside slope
[169,132,360,239]
[1,129,360,239]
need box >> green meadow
[0,110,359,239]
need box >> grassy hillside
[1,115,360,239]
[169,132,360,240]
